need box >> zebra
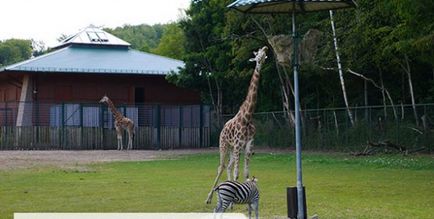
[213,177,259,219]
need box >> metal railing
[211,104,434,152]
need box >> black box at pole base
[287,186,307,219]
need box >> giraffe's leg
[206,144,228,204]
[244,139,254,180]
[225,150,235,210]
[232,144,242,181]
[227,151,234,181]
[115,126,123,150]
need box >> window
[83,107,100,127]
[87,31,109,42]
[102,107,138,129]
[50,104,80,127]
[96,32,109,42]
[87,32,99,42]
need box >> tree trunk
[347,69,398,121]
[379,69,388,119]
[252,17,297,127]
[401,101,405,120]
[282,66,305,127]
[399,54,419,126]
[275,55,295,127]
[421,114,428,131]
[364,80,368,121]
[333,111,339,136]
[329,10,354,126]
[198,36,223,128]
[215,79,223,127]
[206,75,218,124]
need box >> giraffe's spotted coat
[99,96,135,150]
[206,46,268,204]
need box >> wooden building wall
[0,72,210,149]
[32,73,201,104]
[0,72,202,126]
[0,74,21,102]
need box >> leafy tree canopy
[0,39,32,67]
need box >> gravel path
[0,148,218,170]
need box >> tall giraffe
[206,46,268,204]
[99,95,135,150]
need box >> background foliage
[170,0,434,113]
[0,39,32,68]
[2,0,433,114]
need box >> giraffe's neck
[237,64,262,122]
[106,98,124,121]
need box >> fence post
[199,104,203,148]
[179,106,183,148]
[79,104,83,149]
[155,105,161,150]
[123,105,127,147]
[368,106,372,140]
[35,101,39,148]
[345,110,349,148]
[396,107,400,146]
[61,103,64,149]
[4,102,7,148]
[99,104,104,149]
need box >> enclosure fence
[2,101,433,152]
[212,104,434,152]
[0,101,210,150]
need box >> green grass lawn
[0,152,433,219]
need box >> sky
[0,0,191,48]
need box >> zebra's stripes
[213,178,259,219]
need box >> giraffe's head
[249,46,268,66]
[99,95,109,103]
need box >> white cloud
[0,0,190,47]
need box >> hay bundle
[267,29,322,67]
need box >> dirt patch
[0,147,295,171]
[0,148,218,170]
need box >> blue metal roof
[228,0,356,13]
[3,45,184,75]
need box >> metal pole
[292,11,305,219]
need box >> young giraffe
[99,95,135,150]
[206,46,268,204]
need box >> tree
[104,24,166,52]
[170,0,229,121]
[0,39,32,67]
[166,0,434,117]
[152,23,186,60]
[329,10,354,126]
[376,0,434,126]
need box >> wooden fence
[0,126,210,150]
[0,102,210,150]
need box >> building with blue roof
[0,26,208,150]
[0,25,198,104]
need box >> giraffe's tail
[132,132,135,142]
[132,127,136,142]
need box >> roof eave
[227,0,357,13]
[0,68,173,76]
